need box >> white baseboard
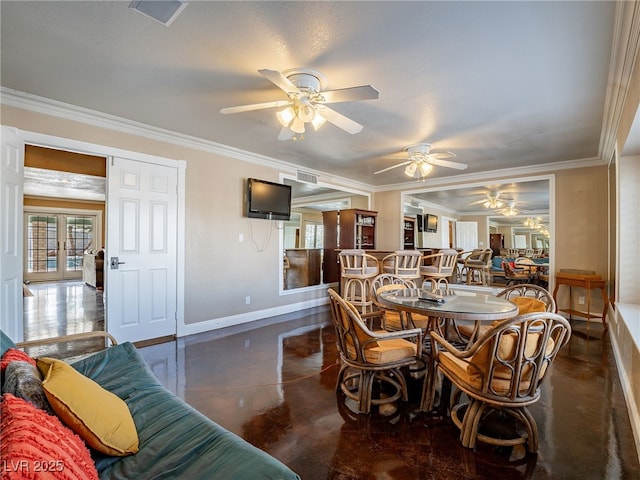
[177,297,329,338]
[609,303,640,464]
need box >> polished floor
[23,281,640,479]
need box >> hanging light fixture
[483,196,504,209]
[418,162,433,177]
[404,162,418,177]
[289,115,306,134]
[276,106,296,127]
[502,206,518,216]
[311,111,326,130]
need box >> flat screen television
[425,214,438,233]
[246,178,292,221]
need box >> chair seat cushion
[511,297,546,313]
[344,266,378,276]
[364,337,417,364]
[439,351,528,394]
[420,266,453,275]
[383,311,430,331]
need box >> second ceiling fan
[220,68,379,140]
[374,143,468,179]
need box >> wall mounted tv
[425,214,438,233]
[246,178,292,221]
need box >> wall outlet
[578,296,585,305]
[245,296,251,305]
[239,234,244,242]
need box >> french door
[24,210,100,282]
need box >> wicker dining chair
[368,274,430,331]
[432,311,571,452]
[327,288,423,414]
[420,249,459,290]
[339,249,380,314]
[456,284,556,344]
[381,250,422,283]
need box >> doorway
[1,129,186,344]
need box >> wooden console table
[553,272,608,337]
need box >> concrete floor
[23,281,639,479]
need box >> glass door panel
[26,214,58,277]
[24,212,97,282]
[65,215,95,274]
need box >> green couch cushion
[1,330,17,357]
[71,342,300,480]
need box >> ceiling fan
[496,201,521,217]
[469,191,506,209]
[374,143,468,179]
[220,68,379,140]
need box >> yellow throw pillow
[36,357,139,456]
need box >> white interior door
[455,221,478,251]
[0,126,25,341]
[106,157,178,343]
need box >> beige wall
[2,105,328,329]
[372,190,402,250]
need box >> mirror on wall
[402,177,552,272]
[280,178,369,292]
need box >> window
[304,222,323,249]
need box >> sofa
[0,330,300,480]
[490,256,550,283]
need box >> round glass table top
[379,288,518,321]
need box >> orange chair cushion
[363,337,417,364]
[467,330,556,390]
[511,297,547,314]
[456,298,547,340]
[383,311,430,331]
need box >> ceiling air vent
[129,1,188,26]
[297,171,318,184]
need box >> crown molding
[374,157,603,193]
[0,87,373,194]
[599,0,640,162]
[0,86,609,196]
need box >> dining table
[378,287,519,412]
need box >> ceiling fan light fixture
[298,103,316,123]
[404,163,418,177]
[418,162,433,177]
[290,116,306,134]
[276,106,295,127]
[311,112,326,130]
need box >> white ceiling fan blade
[316,105,363,134]
[220,100,291,114]
[428,151,457,160]
[427,158,468,170]
[320,85,379,104]
[258,69,300,94]
[277,127,294,141]
[374,161,411,175]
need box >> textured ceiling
[1,1,634,214]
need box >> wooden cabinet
[490,233,504,257]
[403,216,416,249]
[322,209,378,283]
[284,249,322,289]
